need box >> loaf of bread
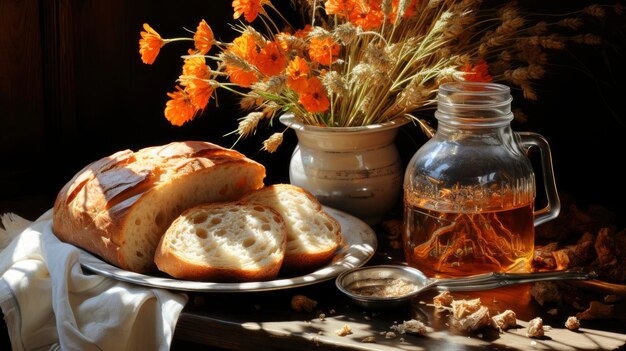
[154,202,287,281]
[240,184,342,272]
[52,141,266,273]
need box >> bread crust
[52,141,266,273]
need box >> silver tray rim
[68,206,378,292]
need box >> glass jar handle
[518,132,561,226]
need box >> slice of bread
[52,141,266,273]
[240,184,342,272]
[154,202,287,282]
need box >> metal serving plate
[70,206,377,292]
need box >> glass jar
[403,82,560,278]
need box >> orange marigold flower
[187,81,214,110]
[180,56,213,109]
[181,56,210,83]
[255,41,287,76]
[164,86,198,126]
[139,23,164,64]
[324,0,355,16]
[230,33,258,60]
[233,0,267,23]
[194,19,214,55]
[461,59,493,83]
[287,56,310,93]
[226,65,259,87]
[298,77,330,113]
[348,1,384,30]
[308,37,340,66]
[294,24,313,39]
[275,32,294,52]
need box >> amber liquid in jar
[403,198,535,278]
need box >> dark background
[1,0,625,223]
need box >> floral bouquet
[139,0,619,152]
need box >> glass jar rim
[435,82,513,126]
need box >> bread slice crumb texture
[241,184,342,271]
[154,202,287,281]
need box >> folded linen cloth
[0,210,188,351]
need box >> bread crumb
[453,306,492,332]
[530,340,537,347]
[526,317,544,338]
[433,291,454,308]
[565,316,580,331]
[530,281,561,306]
[492,310,517,332]
[451,298,482,319]
[576,301,615,320]
[336,324,353,336]
[361,336,376,343]
[390,319,429,335]
[291,295,317,313]
[385,331,397,339]
[547,308,558,316]
[318,313,326,321]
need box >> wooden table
[172,227,626,351]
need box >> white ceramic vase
[279,114,409,225]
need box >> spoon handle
[435,269,597,292]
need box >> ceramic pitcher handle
[518,132,561,226]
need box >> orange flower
[226,65,259,87]
[461,59,493,82]
[286,56,310,93]
[298,77,330,113]
[181,55,210,82]
[194,20,214,55]
[255,41,287,76]
[187,81,214,110]
[324,0,355,16]
[348,1,384,30]
[230,33,258,60]
[180,56,213,109]
[294,24,313,39]
[233,0,267,23]
[139,23,164,64]
[308,37,340,66]
[226,33,259,87]
[164,86,198,126]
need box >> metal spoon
[335,264,597,309]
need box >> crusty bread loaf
[240,184,342,272]
[154,202,287,282]
[52,141,266,273]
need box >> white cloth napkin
[0,210,188,351]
